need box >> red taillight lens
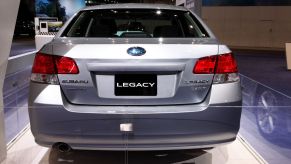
[193,56,217,74]
[32,53,79,74]
[193,53,238,74]
[32,53,56,74]
[55,56,79,74]
[216,53,238,73]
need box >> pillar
[0,0,21,161]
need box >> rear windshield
[61,9,209,38]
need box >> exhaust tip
[53,142,72,153]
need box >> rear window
[61,9,209,38]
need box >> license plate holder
[115,74,157,96]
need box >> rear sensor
[120,123,133,132]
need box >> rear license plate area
[115,74,157,96]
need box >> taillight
[55,56,79,74]
[216,53,238,74]
[31,52,79,84]
[32,53,56,74]
[193,53,239,84]
[193,56,217,74]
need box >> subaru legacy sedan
[29,4,242,151]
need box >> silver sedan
[29,3,242,151]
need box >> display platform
[3,49,291,164]
[2,128,264,164]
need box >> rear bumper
[29,83,242,150]
[30,103,241,150]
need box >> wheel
[255,90,286,140]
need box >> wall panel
[202,6,291,50]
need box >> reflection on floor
[3,67,31,143]
[2,129,263,164]
[240,75,291,164]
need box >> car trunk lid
[53,38,218,105]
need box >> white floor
[1,128,265,164]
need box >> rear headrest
[128,22,145,31]
[153,25,182,38]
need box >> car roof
[83,3,188,11]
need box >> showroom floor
[235,50,291,97]
[1,128,264,164]
[9,36,35,57]
[235,50,291,164]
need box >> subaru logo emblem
[127,47,146,56]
